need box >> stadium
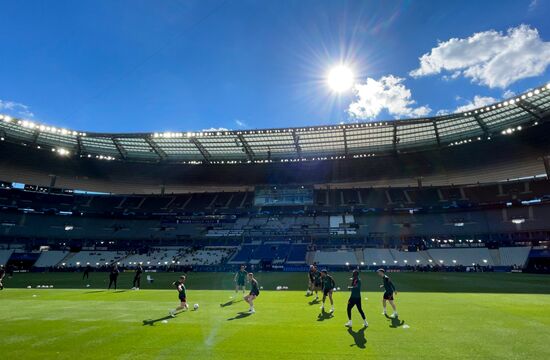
[1,2,550,360]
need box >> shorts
[237,280,245,287]
[323,288,333,296]
[348,297,361,307]
[383,291,394,300]
[179,295,187,303]
[314,282,322,289]
[249,291,259,297]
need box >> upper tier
[1,83,549,164]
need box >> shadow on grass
[112,290,128,293]
[308,298,320,305]
[317,309,334,321]
[83,290,105,294]
[347,326,367,349]
[385,314,405,328]
[220,299,242,307]
[143,315,173,326]
[227,312,252,321]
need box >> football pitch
[1,272,549,359]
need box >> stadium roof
[1,83,549,165]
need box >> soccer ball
[86,284,90,288]
[194,304,199,310]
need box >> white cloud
[348,75,431,120]
[529,0,539,11]
[201,127,229,132]
[410,25,550,88]
[234,119,247,128]
[454,95,498,113]
[502,89,516,99]
[0,99,34,118]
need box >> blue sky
[0,0,549,133]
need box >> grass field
[1,272,550,359]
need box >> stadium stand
[34,251,70,268]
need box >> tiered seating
[313,250,357,265]
[363,248,393,265]
[389,249,429,265]
[63,251,127,267]
[122,248,184,266]
[179,248,234,265]
[229,245,256,264]
[287,244,307,263]
[0,249,14,266]
[426,248,494,266]
[249,243,291,261]
[499,247,531,267]
[34,251,69,267]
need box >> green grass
[1,273,550,359]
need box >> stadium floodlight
[439,260,444,263]
[452,260,457,264]
[483,259,488,263]
[345,262,350,266]
[393,260,398,264]
[360,262,364,265]
[382,260,386,264]
[428,259,433,263]
[512,218,525,224]
[372,262,376,265]
[416,260,420,263]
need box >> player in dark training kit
[244,273,259,314]
[132,264,143,290]
[345,270,368,328]
[169,275,189,317]
[234,265,247,295]
[320,269,335,313]
[0,265,5,290]
[307,265,322,300]
[377,269,398,317]
[82,265,91,280]
[108,264,119,290]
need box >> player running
[308,265,322,300]
[243,272,259,314]
[377,269,398,318]
[320,269,335,313]
[0,265,5,290]
[169,275,189,317]
[108,264,119,290]
[132,264,143,290]
[345,270,368,328]
[234,265,247,294]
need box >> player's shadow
[385,314,405,328]
[142,315,172,326]
[347,326,368,349]
[83,290,104,294]
[317,310,334,321]
[308,298,320,305]
[227,312,252,321]
[220,299,242,307]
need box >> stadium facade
[0,83,549,273]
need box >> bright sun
[327,65,354,92]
